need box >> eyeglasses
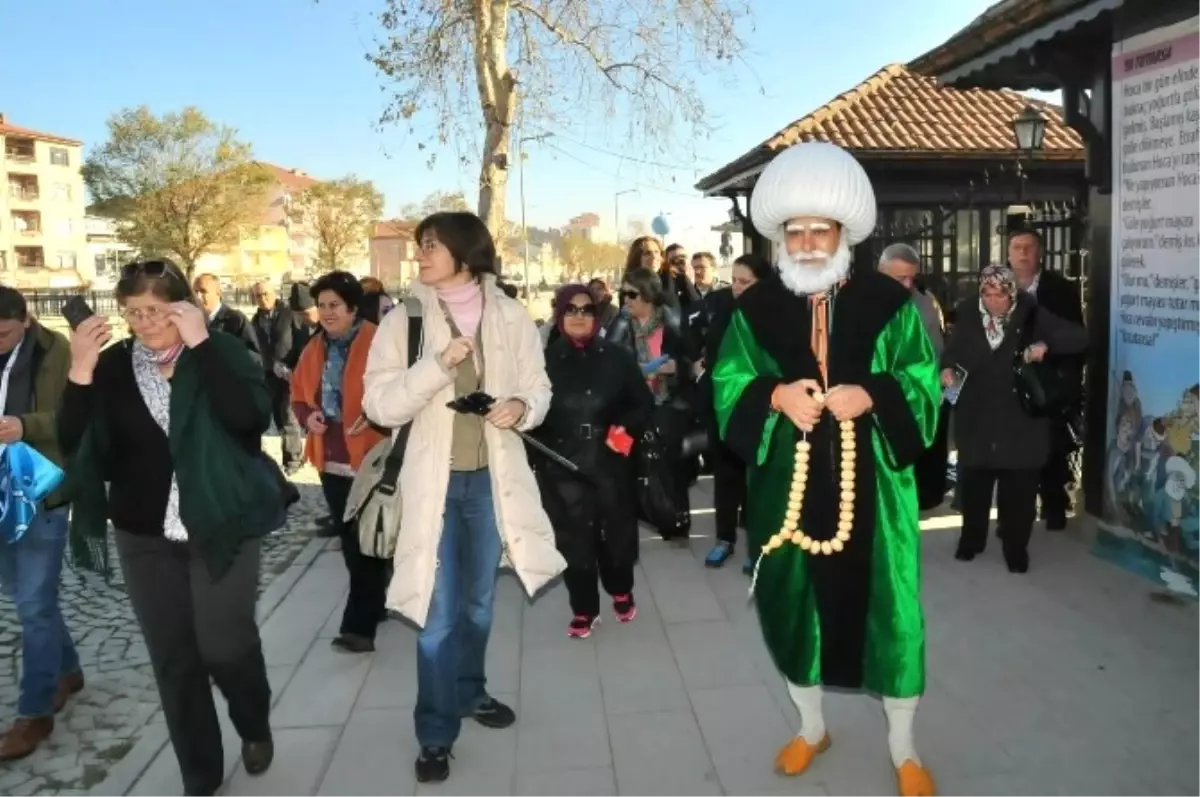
[620,290,641,301]
[563,304,596,318]
[121,305,171,324]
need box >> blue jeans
[0,507,80,718]
[414,470,503,749]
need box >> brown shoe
[53,671,85,714]
[0,717,54,761]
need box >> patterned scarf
[979,263,1018,351]
[320,321,361,421]
[130,340,187,542]
[633,309,670,404]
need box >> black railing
[22,288,261,319]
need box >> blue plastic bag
[0,442,65,544]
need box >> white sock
[883,696,921,767]
[786,682,826,744]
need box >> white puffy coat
[362,277,565,627]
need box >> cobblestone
[0,438,327,795]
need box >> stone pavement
[115,479,1198,797]
[0,436,324,796]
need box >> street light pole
[519,132,553,306]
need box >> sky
[3,0,1004,253]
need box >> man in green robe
[712,142,940,797]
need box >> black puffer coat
[531,336,654,569]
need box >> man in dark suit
[192,273,262,361]
[251,281,303,474]
[1008,228,1085,530]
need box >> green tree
[83,106,272,278]
[293,177,385,270]
[364,0,751,237]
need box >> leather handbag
[343,312,422,559]
[1011,306,1072,418]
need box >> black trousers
[116,531,271,797]
[319,472,389,639]
[712,442,746,546]
[958,466,1040,559]
[268,374,303,470]
[562,543,634,618]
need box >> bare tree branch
[362,0,753,235]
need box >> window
[55,251,77,269]
[53,182,72,201]
[95,254,107,274]
[55,219,72,237]
[50,147,70,166]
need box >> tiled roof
[373,219,415,239]
[908,0,1098,78]
[0,117,81,146]
[695,63,1083,193]
[261,163,319,190]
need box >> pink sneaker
[612,594,637,622]
[567,615,599,638]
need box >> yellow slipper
[773,733,831,776]
[895,759,936,796]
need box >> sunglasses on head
[563,303,596,318]
[120,260,182,284]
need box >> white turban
[750,141,877,246]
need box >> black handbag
[635,428,688,534]
[1011,306,1072,418]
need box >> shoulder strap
[376,311,424,495]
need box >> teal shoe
[705,542,734,568]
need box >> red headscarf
[554,283,599,348]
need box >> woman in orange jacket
[291,271,388,653]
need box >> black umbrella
[447,392,580,473]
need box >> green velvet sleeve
[712,310,785,467]
[864,301,941,470]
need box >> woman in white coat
[362,212,564,784]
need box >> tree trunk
[473,1,517,243]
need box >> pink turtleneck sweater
[438,280,483,337]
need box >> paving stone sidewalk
[119,479,1198,797]
[0,437,324,796]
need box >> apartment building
[194,164,370,286]
[0,113,91,288]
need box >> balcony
[15,246,45,270]
[10,210,42,237]
[4,138,35,163]
[8,176,39,203]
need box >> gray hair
[879,243,921,268]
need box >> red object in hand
[607,426,635,456]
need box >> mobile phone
[62,295,95,331]
[943,365,969,405]
[606,426,635,456]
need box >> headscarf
[979,263,1018,350]
[553,284,598,349]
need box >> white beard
[1166,479,1187,502]
[776,238,852,297]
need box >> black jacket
[1029,268,1085,385]
[281,316,318,371]
[251,300,294,372]
[943,292,1088,470]
[209,304,261,363]
[604,306,694,406]
[532,336,654,568]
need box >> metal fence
[22,288,260,319]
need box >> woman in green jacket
[59,260,286,797]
